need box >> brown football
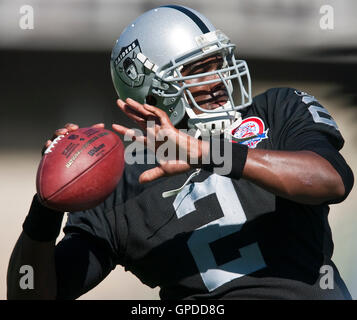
[36,127,125,212]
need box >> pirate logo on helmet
[123,57,138,80]
[114,39,145,88]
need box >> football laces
[44,134,65,154]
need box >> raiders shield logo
[114,39,145,88]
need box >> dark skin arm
[242,149,345,205]
[113,98,345,206]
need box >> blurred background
[0,0,356,300]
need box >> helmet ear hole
[145,95,157,106]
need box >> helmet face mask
[158,31,252,110]
[111,6,252,137]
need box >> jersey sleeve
[215,88,353,202]
[55,230,118,299]
[266,88,353,202]
[266,87,344,151]
[284,130,353,203]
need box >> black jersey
[55,87,353,300]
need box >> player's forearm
[7,232,57,299]
[242,149,345,205]
[7,196,64,300]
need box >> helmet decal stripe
[160,5,210,34]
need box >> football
[36,127,125,212]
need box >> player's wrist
[188,138,210,169]
[200,140,210,164]
[22,194,64,242]
[201,137,248,179]
[230,142,249,178]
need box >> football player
[7,5,354,300]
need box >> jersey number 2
[173,174,266,292]
[308,105,339,131]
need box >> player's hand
[41,123,105,155]
[112,98,209,183]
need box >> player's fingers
[41,140,52,155]
[112,123,130,135]
[112,124,147,144]
[120,105,146,124]
[117,99,142,122]
[139,166,166,184]
[55,128,68,135]
[64,123,79,131]
[143,104,170,126]
[50,128,68,141]
[124,98,154,118]
[91,123,105,128]
[117,100,157,130]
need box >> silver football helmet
[110,5,252,137]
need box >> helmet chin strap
[185,101,242,138]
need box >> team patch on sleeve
[231,116,269,148]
